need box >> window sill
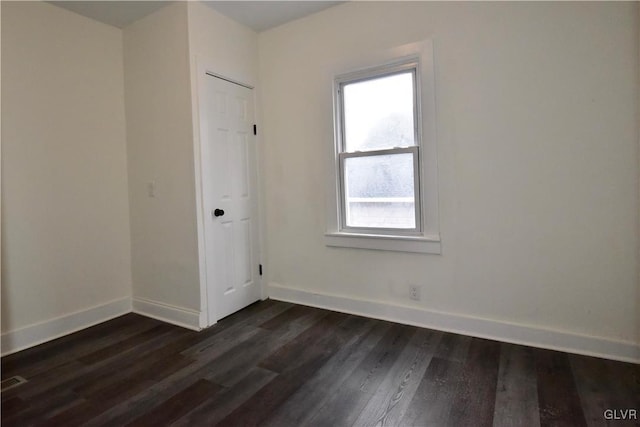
[324,232,441,254]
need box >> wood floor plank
[400,357,465,426]
[74,349,191,398]
[598,358,640,407]
[19,325,189,401]
[570,354,616,426]
[0,396,29,419]
[81,303,308,426]
[179,300,293,357]
[125,379,222,426]
[41,357,194,426]
[353,328,443,427]
[258,303,323,330]
[43,395,138,427]
[570,354,640,426]
[3,390,86,427]
[85,355,193,401]
[216,313,360,427]
[433,331,472,362]
[336,324,417,394]
[82,355,252,425]
[17,331,193,425]
[447,337,501,427]
[262,318,389,427]
[2,314,160,381]
[535,348,588,427]
[493,343,541,427]
[78,323,176,365]
[2,359,85,402]
[305,323,417,427]
[258,310,353,373]
[1,313,142,372]
[172,367,278,426]
[206,307,331,387]
[215,360,318,427]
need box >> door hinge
[259,264,263,276]
[253,124,257,135]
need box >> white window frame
[325,40,441,254]
[337,61,421,236]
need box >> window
[325,41,440,254]
[338,63,421,234]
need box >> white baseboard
[132,297,201,331]
[1,297,132,356]
[268,283,639,364]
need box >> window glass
[343,72,415,152]
[343,152,415,229]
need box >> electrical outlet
[409,285,420,301]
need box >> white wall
[187,2,259,86]
[1,2,132,342]
[123,2,201,318]
[260,2,639,360]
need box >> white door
[201,74,260,322]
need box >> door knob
[213,208,225,217]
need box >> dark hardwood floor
[2,299,638,426]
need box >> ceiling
[50,1,343,32]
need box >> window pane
[343,72,415,152]
[344,153,416,229]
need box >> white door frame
[191,57,264,328]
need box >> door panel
[201,74,259,322]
